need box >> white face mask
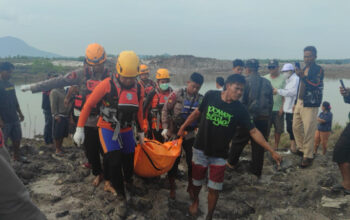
[282,71,292,79]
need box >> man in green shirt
[264,60,285,150]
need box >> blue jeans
[43,110,53,144]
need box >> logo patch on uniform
[164,97,168,101]
[127,93,133,100]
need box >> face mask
[159,83,169,91]
[282,71,292,79]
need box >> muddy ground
[10,135,350,220]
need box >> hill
[0,36,61,58]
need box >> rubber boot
[169,177,176,199]
[187,179,194,200]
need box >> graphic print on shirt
[206,105,233,127]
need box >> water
[16,79,350,138]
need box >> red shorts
[192,148,226,190]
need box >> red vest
[150,90,171,130]
[74,79,100,111]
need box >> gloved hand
[161,129,168,139]
[20,84,32,92]
[138,132,145,145]
[73,127,85,146]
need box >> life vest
[74,79,101,114]
[140,79,155,97]
[73,68,109,116]
[150,88,172,130]
[174,88,202,130]
[99,74,141,140]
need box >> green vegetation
[0,57,77,84]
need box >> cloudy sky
[1,0,349,59]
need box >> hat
[281,63,295,72]
[268,59,279,68]
[245,59,259,69]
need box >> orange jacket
[77,74,144,132]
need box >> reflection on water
[16,78,350,138]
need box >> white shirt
[277,73,299,113]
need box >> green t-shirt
[264,74,285,111]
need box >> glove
[21,84,32,92]
[161,129,169,139]
[73,127,85,146]
[138,132,145,145]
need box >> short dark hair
[225,74,246,86]
[233,59,245,68]
[0,62,15,72]
[190,72,204,86]
[322,101,331,111]
[216,77,225,87]
[304,46,317,56]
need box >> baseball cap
[245,59,259,69]
[268,59,279,68]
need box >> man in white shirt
[273,63,299,152]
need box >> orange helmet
[85,43,106,65]
[156,68,170,79]
[140,64,150,75]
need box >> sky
[1,0,350,59]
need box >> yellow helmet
[85,43,106,65]
[140,64,150,75]
[156,68,170,79]
[116,51,140,77]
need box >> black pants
[228,119,269,177]
[43,110,53,145]
[104,150,134,196]
[168,137,195,179]
[84,127,103,176]
[333,123,350,164]
[285,113,295,140]
[151,129,164,143]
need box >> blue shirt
[318,111,333,132]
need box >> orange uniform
[77,74,144,132]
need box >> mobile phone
[295,62,300,69]
[340,79,346,89]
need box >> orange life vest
[74,79,101,113]
[100,74,141,129]
[150,89,171,130]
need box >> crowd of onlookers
[0,45,349,220]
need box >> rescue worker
[73,51,145,198]
[143,68,173,141]
[161,72,204,199]
[21,43,110,190]
[139,64,156,98]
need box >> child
[314,101,333,155]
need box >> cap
[281,63,295,72]
[245,59,259,69]
[268,59,279,68]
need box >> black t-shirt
[194,90,255,158]
[0,80,19,123]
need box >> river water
[16,79,350,138]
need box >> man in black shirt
[0,62,25,161]
[178,74,281,220]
